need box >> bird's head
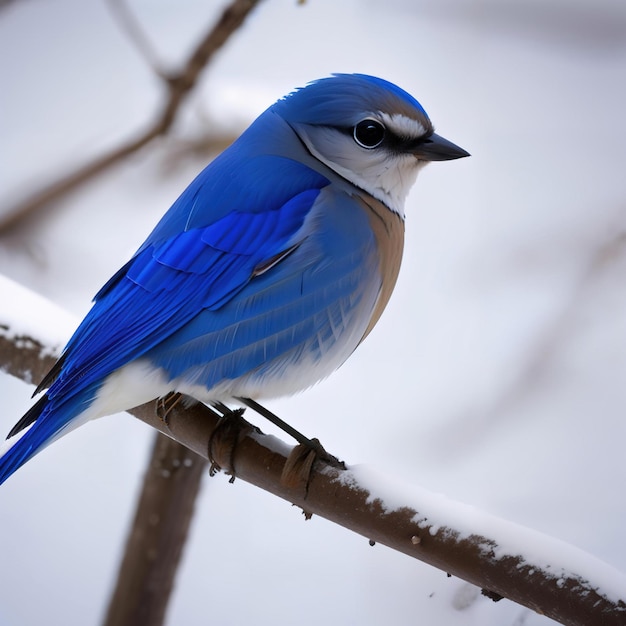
[272,73,469,217]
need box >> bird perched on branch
[0,73,468,484]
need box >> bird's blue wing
[48,155,330,400]
[144,186,383,396]
[0,153,376,487]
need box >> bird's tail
[0,393,89,485]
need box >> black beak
[412,132,470,161]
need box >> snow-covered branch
[1,275,625,625]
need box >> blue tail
[0,393,88,485]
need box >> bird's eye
[353,119,385,149]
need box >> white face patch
[378,112,428,141]
[295,124,427,217]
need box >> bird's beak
[413,132,470,161]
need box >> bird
[0,73,469,485]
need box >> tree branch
[1,291,625,625]
[0,0,263,234]
[102,432,208,626]
[107,0,167,77]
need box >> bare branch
[0,0,20,12]
[1,314,625,625]
[107,0,166,76]
[0,0,264,234]
[103,433,207,626]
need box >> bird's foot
[155,391,185,430]
[235,397,345,494]
[207,405,248,482]
[281,437,344,495]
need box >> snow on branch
[1,274,625,626]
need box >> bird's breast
[355,193,405,342]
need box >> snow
[347,464,626,605]
[1,0,626,625]
[0,275,75,354]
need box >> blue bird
[0,74,468,484]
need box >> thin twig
[107,0,166,76]
[0,0,263,235]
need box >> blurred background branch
[102,433,208,626]
[0,0,261,235]
[108,0,167,76]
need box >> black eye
[353,119,385,149]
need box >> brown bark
[102,433,207,626]
[1,324,625,626]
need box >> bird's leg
[155,391,185,430]
[235,397,345,492]
[207,403,248,481]
[236,397,322,450]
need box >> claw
[281,443,318,490]
[207,406,247,479]
[155,391,184,430]
[233,397,345,496]
[281,438,345,496]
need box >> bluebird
[0,74,468,484]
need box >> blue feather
[147,190,378,388]
[274,73,430,128]
[1,73,466,484]
[56,160,330,397]
[0,149,332,485]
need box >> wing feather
[44,158,330,401]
